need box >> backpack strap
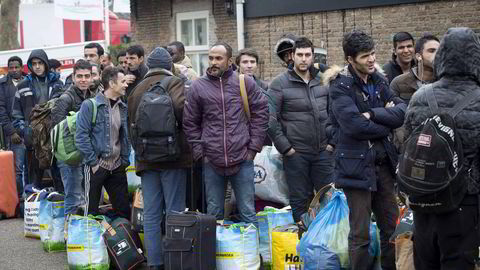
[89,99,98,125]
[425,84,439,114]
[448,89,480,118]
[148,75,173,94]
[239,74,250,120]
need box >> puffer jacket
[268,67,330,155]
[51,85,97,126]
[403,27,480,194]
[127,68,192,172]
[329,65,406,191]
[183,67,268,169]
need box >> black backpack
[397,85,480,213]
[131,76,180,163]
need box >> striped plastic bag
[216,223,260,270]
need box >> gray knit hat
[146,47,172,70]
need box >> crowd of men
[1,26,479,270]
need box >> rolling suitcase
[0,150,18,218]
[164,211,216,270]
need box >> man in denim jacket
[75,66,131,218]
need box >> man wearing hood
[0,56,27,198]
[128,47,191,270]
[168,41,198,80]
[383,32,416,83]
[403,27,480,270]
[183,42,268,225]
[274,33,297,70]
[13,49,64,189]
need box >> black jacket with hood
[0,72,25,138]
[126,63,148,97]
[403,27,480,194]
[12,49,64,137]
[383,57,416,84]
[51,84,97,126]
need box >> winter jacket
[382,58,416,83]
[328,65,406,191]
[183,67,268,169]
[12,49,64,137]
[403,27,480,194]
[51,85,97,126]
[176,56,198,81]
[268,67,330,155]
[0,74,22,137]
[126,63,148,98]
[127,68,192,172]
[75,91,130,168]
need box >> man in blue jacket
[328,30,406,270]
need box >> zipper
[306,81,320,150]
[220,77,228,167]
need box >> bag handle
[239,74,250,120]
[425,84,438,115]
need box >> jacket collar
[95,91,126,108]
[206,66,234,81]
[145,68,173,78]
[343,64,386,88]
[287,66,321,85]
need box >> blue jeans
[57,160,84,215]
[10,142,27,198]
[204,160,257,225]
[141,169,186,266]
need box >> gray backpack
[132,76,180,162]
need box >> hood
[434,27,480,83]
[178,55,193,68]
[27,49,49,76]
[322,63,387,86]
[274,34,296,62]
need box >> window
[176,11,209,75]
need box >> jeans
[204,160,256,225]
[10,142,27,197]
[87,165,130,219]
[283,150,334,222]
[343,164,398,270]
[57,160,84,215]
[141,169,186,266]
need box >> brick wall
[132,0,480,80]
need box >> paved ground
[0,218,149,270]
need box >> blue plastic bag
[216,223,260,270]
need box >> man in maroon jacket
[183,42,268,224]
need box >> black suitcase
[164,211,216,270]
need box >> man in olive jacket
[127,47,190,270]
[268,37,334,223]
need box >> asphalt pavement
[0,218,149,270]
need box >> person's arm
[51,93,72,126]
[12,89,25,137]
[75,100,98,166]
[267,77,292,154]
[168,76,186,127]
[0,84,15,137]
[182,81,203,161]
[245,76,268,155]
[369,86,407,129]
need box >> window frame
[176,10,209,52]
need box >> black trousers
[87,165,130,219]
[343,164,398,270]
[413,195,479,270]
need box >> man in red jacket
[183,42,268,225]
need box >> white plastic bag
[24,193,42,238]
[216,223,260,270]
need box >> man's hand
[385,101,395,108]
[326,144,334,153]
[92,164,100,174]
[247,150,257,160]
[285,148,296,156]
[362,112,371,120]
[11,133,22,144]
[125,74,136,84]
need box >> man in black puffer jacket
[51,59,96,216]
[403,27,480,270]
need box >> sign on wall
[54,0,104,20]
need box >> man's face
[73,68,92,91]
[349,50,376,76]
[167,45,183,63]
[8,60,23,79]
[238,55,258,76]
[293,47,313,73]
[117,56,127,70]
[126,53,144,71]
[31,58,45,77]
[208,45,230,77]
[84,48,100,64]
[281,51,294,67]
[418,40,440,69]
[91,66,100,85]
[55,67,62,73]
[394,40,414,64]
[109,72,128,97]
[100,55,111,68]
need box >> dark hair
[293,37,314,54]
[117,50,126,60]
[73,59,92,74]
[49,59,62,70]
[415,33,440,54]
[126,45,145,58]
[102,66,123,90]
[84,42,105,56]
[393,32,414,49]
[8,56,23,67]
[168,41,185,54]
[343,30,375,60]
[235,48,259,65]
[211,41,233,58]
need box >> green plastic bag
[39,193,66,252]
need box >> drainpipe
[236,0,245,50]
